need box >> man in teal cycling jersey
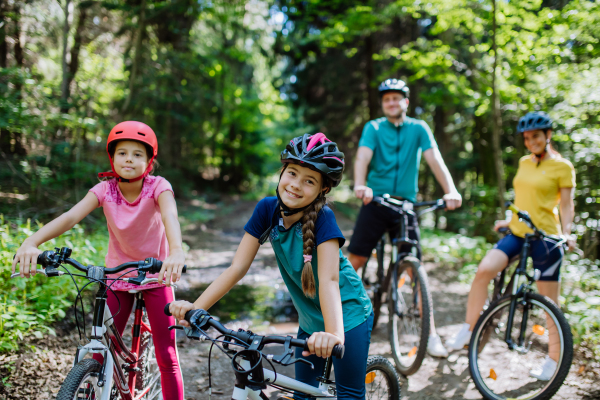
[348,78,462,358]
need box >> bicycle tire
[469,293,573,400]
[387,257,431,376]
[365,355,402,399]
[136,329,162,398]
[56,358,104,400]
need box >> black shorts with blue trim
[494,234,564,282]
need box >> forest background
[0,0,599,357]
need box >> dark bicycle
[164,305,402,399]
[361,195,446,376]
[468,202,573,400]
[11,247,187,400]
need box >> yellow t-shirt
[509,155,576,237]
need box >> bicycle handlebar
[164,303,345,359]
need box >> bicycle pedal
[124,366,141,372]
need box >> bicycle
[468,202,573,400]
[164,304,402,400]
[360,195,446,376]
[10,246,187,400]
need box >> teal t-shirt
[358,116,437,202]
[244,197,373,335]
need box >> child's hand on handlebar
[158,249,186,286]
[12,240,43,278]
[303,332,343,359]
[168,300,195,327]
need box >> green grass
[0,217,108,352]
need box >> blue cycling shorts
[493,234,564,282]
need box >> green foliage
[0,217,108,352]
[420,228,492,274]
[561,255,600,359]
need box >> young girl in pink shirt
[12,121,185,399]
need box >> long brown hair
[300,177,332,298]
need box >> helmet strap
[533,144,548,167]
[276,187,315,217]
[97,155,155,182]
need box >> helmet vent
[115,131,123,134]
[137,132,146,136]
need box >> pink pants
[93,286,184,399]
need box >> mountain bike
[360,195,446,376]
[468,202,573,400]
[164,304,402,399]
[11,246,186,400]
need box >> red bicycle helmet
[98,121,158,182]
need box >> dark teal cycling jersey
[358,116,437,202]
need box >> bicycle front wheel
[56,359,104,400]
[365,356,402,399]
[469,293,573,400]
[387,257,431,376]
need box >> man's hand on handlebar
[168,300,196,326]
[158,249,186,286]
[12,240,43,278]
[354,185,374,205]
[303,332,343,359]
[442,191,462,210]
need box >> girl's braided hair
[300,176,333,298]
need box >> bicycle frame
[73,281,156,400]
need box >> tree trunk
[365,35,377,121]
[0,0,6,68]
[61,3,88,114]
[490,0,506,216]
[60,0,72,113]
[122,0,146,113]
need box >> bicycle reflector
[533,325,546,336]
[408,346,417,358]
[365,371,377,384]
[489,368,497,380]
[398,277,406,289]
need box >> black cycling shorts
[348,201,420,258]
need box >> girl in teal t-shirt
[170,133,373,399]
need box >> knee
[474,261,499,282]
[348,254,367,271]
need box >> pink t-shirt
[90,175,174,291]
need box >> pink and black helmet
[281,133,345,187]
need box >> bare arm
[354,146,374,204]
[169,233,260,323]
[304,239,344,358]
[157,191,186,285]
[423,147,462,210]
[559,187,576,251]
[12,192,99,277]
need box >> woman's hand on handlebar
[12,240,42,278]
[302,332,343,359]
[493,219,510,232]
[168,300,195,327]
[158,249,186,286]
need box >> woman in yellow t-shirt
[446,112,576,380]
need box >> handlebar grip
[152,260,187,274]
[164,303,172,316]
[301,342,345,359]
[497,227,510,234]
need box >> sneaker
[427,334,448,358]
[445,323,472,351]
[529,356,557,381]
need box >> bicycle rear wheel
[365,356,402,399]
[56,359,104,400]
[387,257,431,376]
[469,293,573,400]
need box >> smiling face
[111,140,150,180]
[278,163,326,209]
[523,129,551,155]
[381,92,409,119]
